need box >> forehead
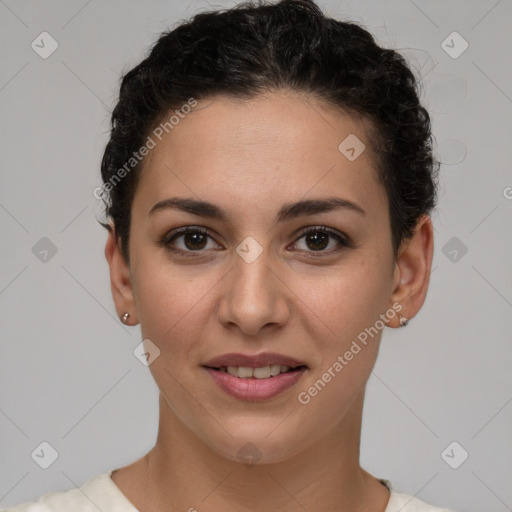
[133,91,386,221]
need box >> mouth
[202,364,308,401]
[201,352,309,401]
[202,352,308,371]
[203,364,308,379]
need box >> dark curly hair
[98,0,439,264]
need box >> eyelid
[294,225,351,243]
[291,225,353,251]
[160,224,352,255]
[162,226,220,249]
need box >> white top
[3,469,454,512]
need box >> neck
[126,390,390,512]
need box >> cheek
[291,254,392,398]
[131,263,216,405]
[293,253,392,340]
[132,257,220,352]
[292,268,387,430]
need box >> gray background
[1,0,511,510]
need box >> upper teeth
[221,365,293,379]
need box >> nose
[217,248,290,337]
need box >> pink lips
[202,352,308,401]
[204,366,307,401]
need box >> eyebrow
[149,196,366,222]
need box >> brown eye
[293,226,352,254]
[180,231,208,250]
[163,227,221,254]
[303,231,329,251]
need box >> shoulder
[2,472,138,512]
[3,485,92,512]
[386,490,454,512]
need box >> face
[115,90,405,464]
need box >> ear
[388,214,434,328]
[104,226,138,325]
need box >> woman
[6,0,451,510]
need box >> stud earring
[399,315,409,327]
[121,312,130,324]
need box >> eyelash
[159,225,353,258]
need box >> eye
[159,225,352,258]
[291,226,352,254]
[161,227,221,255]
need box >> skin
[104,90,434,512]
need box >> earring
[121,312,130,324]
[399,315,409,327]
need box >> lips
[202,352,309,400]
[204,365,307,401]
[202,352,307,369]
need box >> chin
[203,426,307,466]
